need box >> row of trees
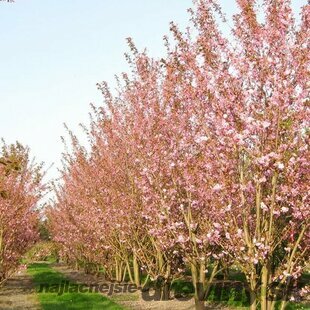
[0,142,44,282]
[49,1,309,309]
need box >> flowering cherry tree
[49,1,309,309]
[0,142,43,282]
[182,1,310,309]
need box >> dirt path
[52,263,230,310]
[0,269,40,310]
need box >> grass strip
[27,262,124,310]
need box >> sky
[0,0,306,184]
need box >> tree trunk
[279,300,287,310]
[191,262,206,310]
[250,292,256,310]
[133,253,141,287]
[116,261,125,282]
[160,280,171,300]
[126,260,134,283]
[194,299,206,310]
[153,279,171,301]
[261,264,268,310]
[249,275,257,310]
[122,265,127,282]
[115,261,118,281]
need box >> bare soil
[0,269,40,310]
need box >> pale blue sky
[0,0,305,183]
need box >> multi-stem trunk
[115,258,125,282]
[191,261,206,310]
[155,248,171,300]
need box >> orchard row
[48,1,309,310]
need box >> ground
[52,263,232,310]
[3,262,307,310]
[0,262,232,310]
[0,268,40,310]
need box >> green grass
[27,263,124,310]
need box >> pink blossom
[260,202,269,212]
[212,184,222,192]
[262,121,271,129]
[281,206,289,213]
